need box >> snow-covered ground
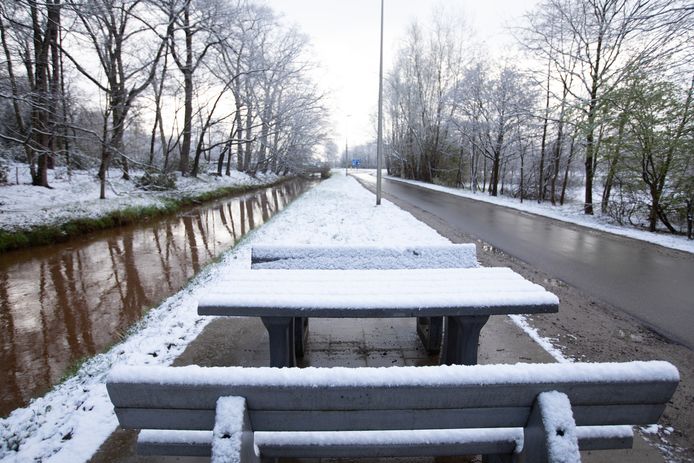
[0,163,279,231]
[379,174,694,254]
[0,171,677,462]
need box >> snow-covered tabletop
[198,267,559,366]
[199,267,559,315]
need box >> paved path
[355,174,694,349]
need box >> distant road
[355,173,694,349]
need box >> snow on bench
[199,267,558,367]
[250,244,478,270]
[250,243,479,355]
[107,360,679,463]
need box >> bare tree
[63,0,165,198]
[0,0,62,187]
[156,0,225,175]
[523,0,693,214]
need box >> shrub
[135,172,177,191]
[320,163,331,179]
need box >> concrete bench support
[260,317,296,368]
[441,315,490,365]
[522,391,581,463]
[212,397,259,463]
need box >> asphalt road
[355,173,694,349]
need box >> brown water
[0,179,315,417]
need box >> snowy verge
[381,175,694,254]
[0,163,280,232]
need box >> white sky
[264,0,539,148]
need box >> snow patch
[509,315,574,363]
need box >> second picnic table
[197,267,559,367]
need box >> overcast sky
[264,0,539,149]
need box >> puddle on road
[0,179,315,417]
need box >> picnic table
[198,267,559,367]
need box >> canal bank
[0,165,299,253]
[0,178,316,417]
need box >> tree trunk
[601,113,626,213]
[177,4,194,175]
[243,97,253,173]
[560,135,576,206]
[538,59,551,202]
[583,31,604,215]
[235,94,244,171]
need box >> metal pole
[376,0,384,205]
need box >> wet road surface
[0,179,315,417]
[356,174,694,350]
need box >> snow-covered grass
[0,172,453,462]
[0,162,280,232]
[381,174,694,254]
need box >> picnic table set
[106,244,680,463]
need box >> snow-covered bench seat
[198,266,557,367]
[106,361,679,463]
[250,244,479,356]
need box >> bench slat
[135,426,632,458]
[256,428,520,458]
[108,381,676,412]
[574,426,633,451]
[250,244,478,270]
[137,430,211,456]
[115,403,665,432]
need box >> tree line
[383,0,693,236]
[0,0,328,198]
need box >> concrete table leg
[261,317,296,367]
[294,317,309,358]
[416,316,443,354]
[440,315,490,365]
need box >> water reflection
[0,179,314,417]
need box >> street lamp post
[376,0,384,205]
[344,114,351,176]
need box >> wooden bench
[250,244,479,356]
[199,266,558,367]
[107,360,679,463]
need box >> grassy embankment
[0,178,290,254]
